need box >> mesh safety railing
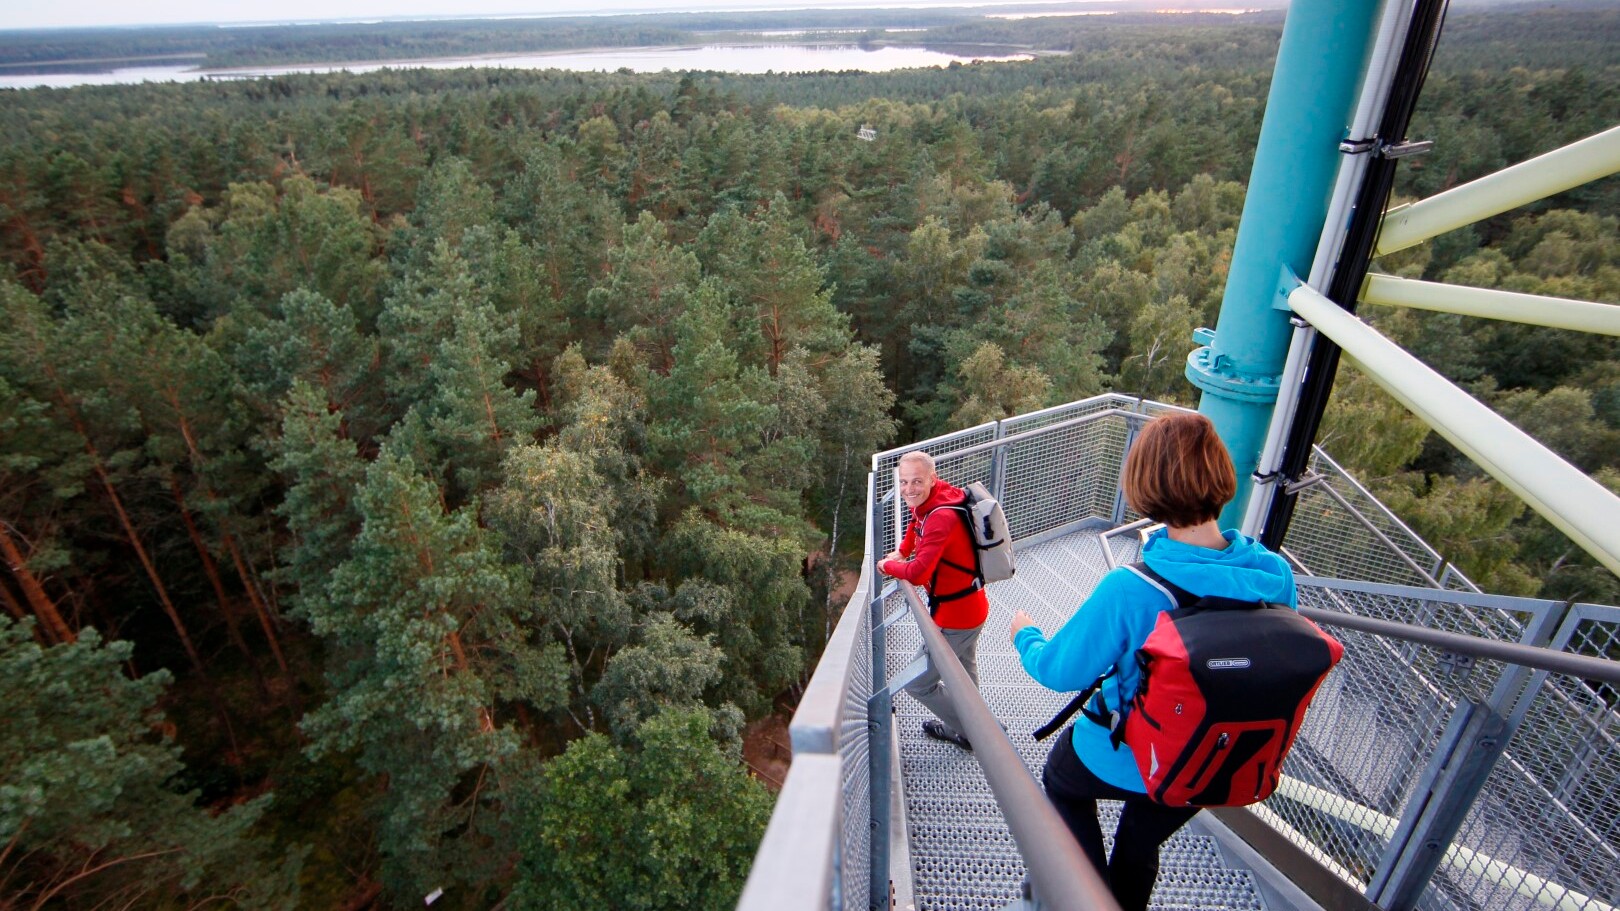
[741,558,874,911]
[873,421,999,562]
[1282,449,1478,592]
[1438,602,1620,911]
[870,395,1185,559]
[1274,579,1556,904]
[1263,579,1619,911]
[834,589,875,909]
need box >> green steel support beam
[1289,283,1620,579]
[1188,0,1383,527]
[1376,124,1620,256]
[1362,274,1620,336]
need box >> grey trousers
[903,622,983,738]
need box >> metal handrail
[1095,533,1620,704]
[736,754,842,910]
[895,580,1121,911]
[1296,602,1620,685]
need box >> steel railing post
[990,419,1008,502]
[864,471,893,911]
[1361,597,1569,910]
[1364,700,1503,908]
[1110,409,1144,524]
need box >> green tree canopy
[0,618,303,909]
[510,706,770,911]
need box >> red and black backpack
[1035,562,1343,808]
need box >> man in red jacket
[879,450,991,751]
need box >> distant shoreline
[192,41,926,76]
[0,5,1300,83]
[0,40,1043,87]
[0,52,205,73]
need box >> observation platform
[741,395,1620,911]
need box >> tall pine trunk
[0,522,74,644]
[824,440,851,641]
[79,434,206,679]
[170,409,290,673]
[66,415,243,751]
[221,528,289,673]
[170,476,267,694]
[34,352,199,672]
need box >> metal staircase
[890,530,1271,911]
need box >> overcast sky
[3,0,1085,31]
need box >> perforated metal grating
[889,532,1267,911]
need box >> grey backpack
[943,481,1016,585]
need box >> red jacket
[880,480,990,630]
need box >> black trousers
[1041,725,1200,911]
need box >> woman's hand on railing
[1010,609,1037,643]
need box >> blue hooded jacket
[1014,527,1297,792]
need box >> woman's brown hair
[1122,412,1237,528]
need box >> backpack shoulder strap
[918,503,984,615]
[1129,560,1276,613]
[941,502,982,577]
[1124,560,1199,609]
[1034,562,1180,741]
[1033,670,1112,741]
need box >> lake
[0,43,1035,90]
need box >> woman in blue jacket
[1010,412,1297,911]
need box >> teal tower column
[1187,0,1384,527]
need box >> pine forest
[1,3,1618,908]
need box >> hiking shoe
[922,720,972,751]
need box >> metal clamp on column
[1379,139,1434,159]
[1284,474,1326,496]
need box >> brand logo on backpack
[1206,658,1251,670]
